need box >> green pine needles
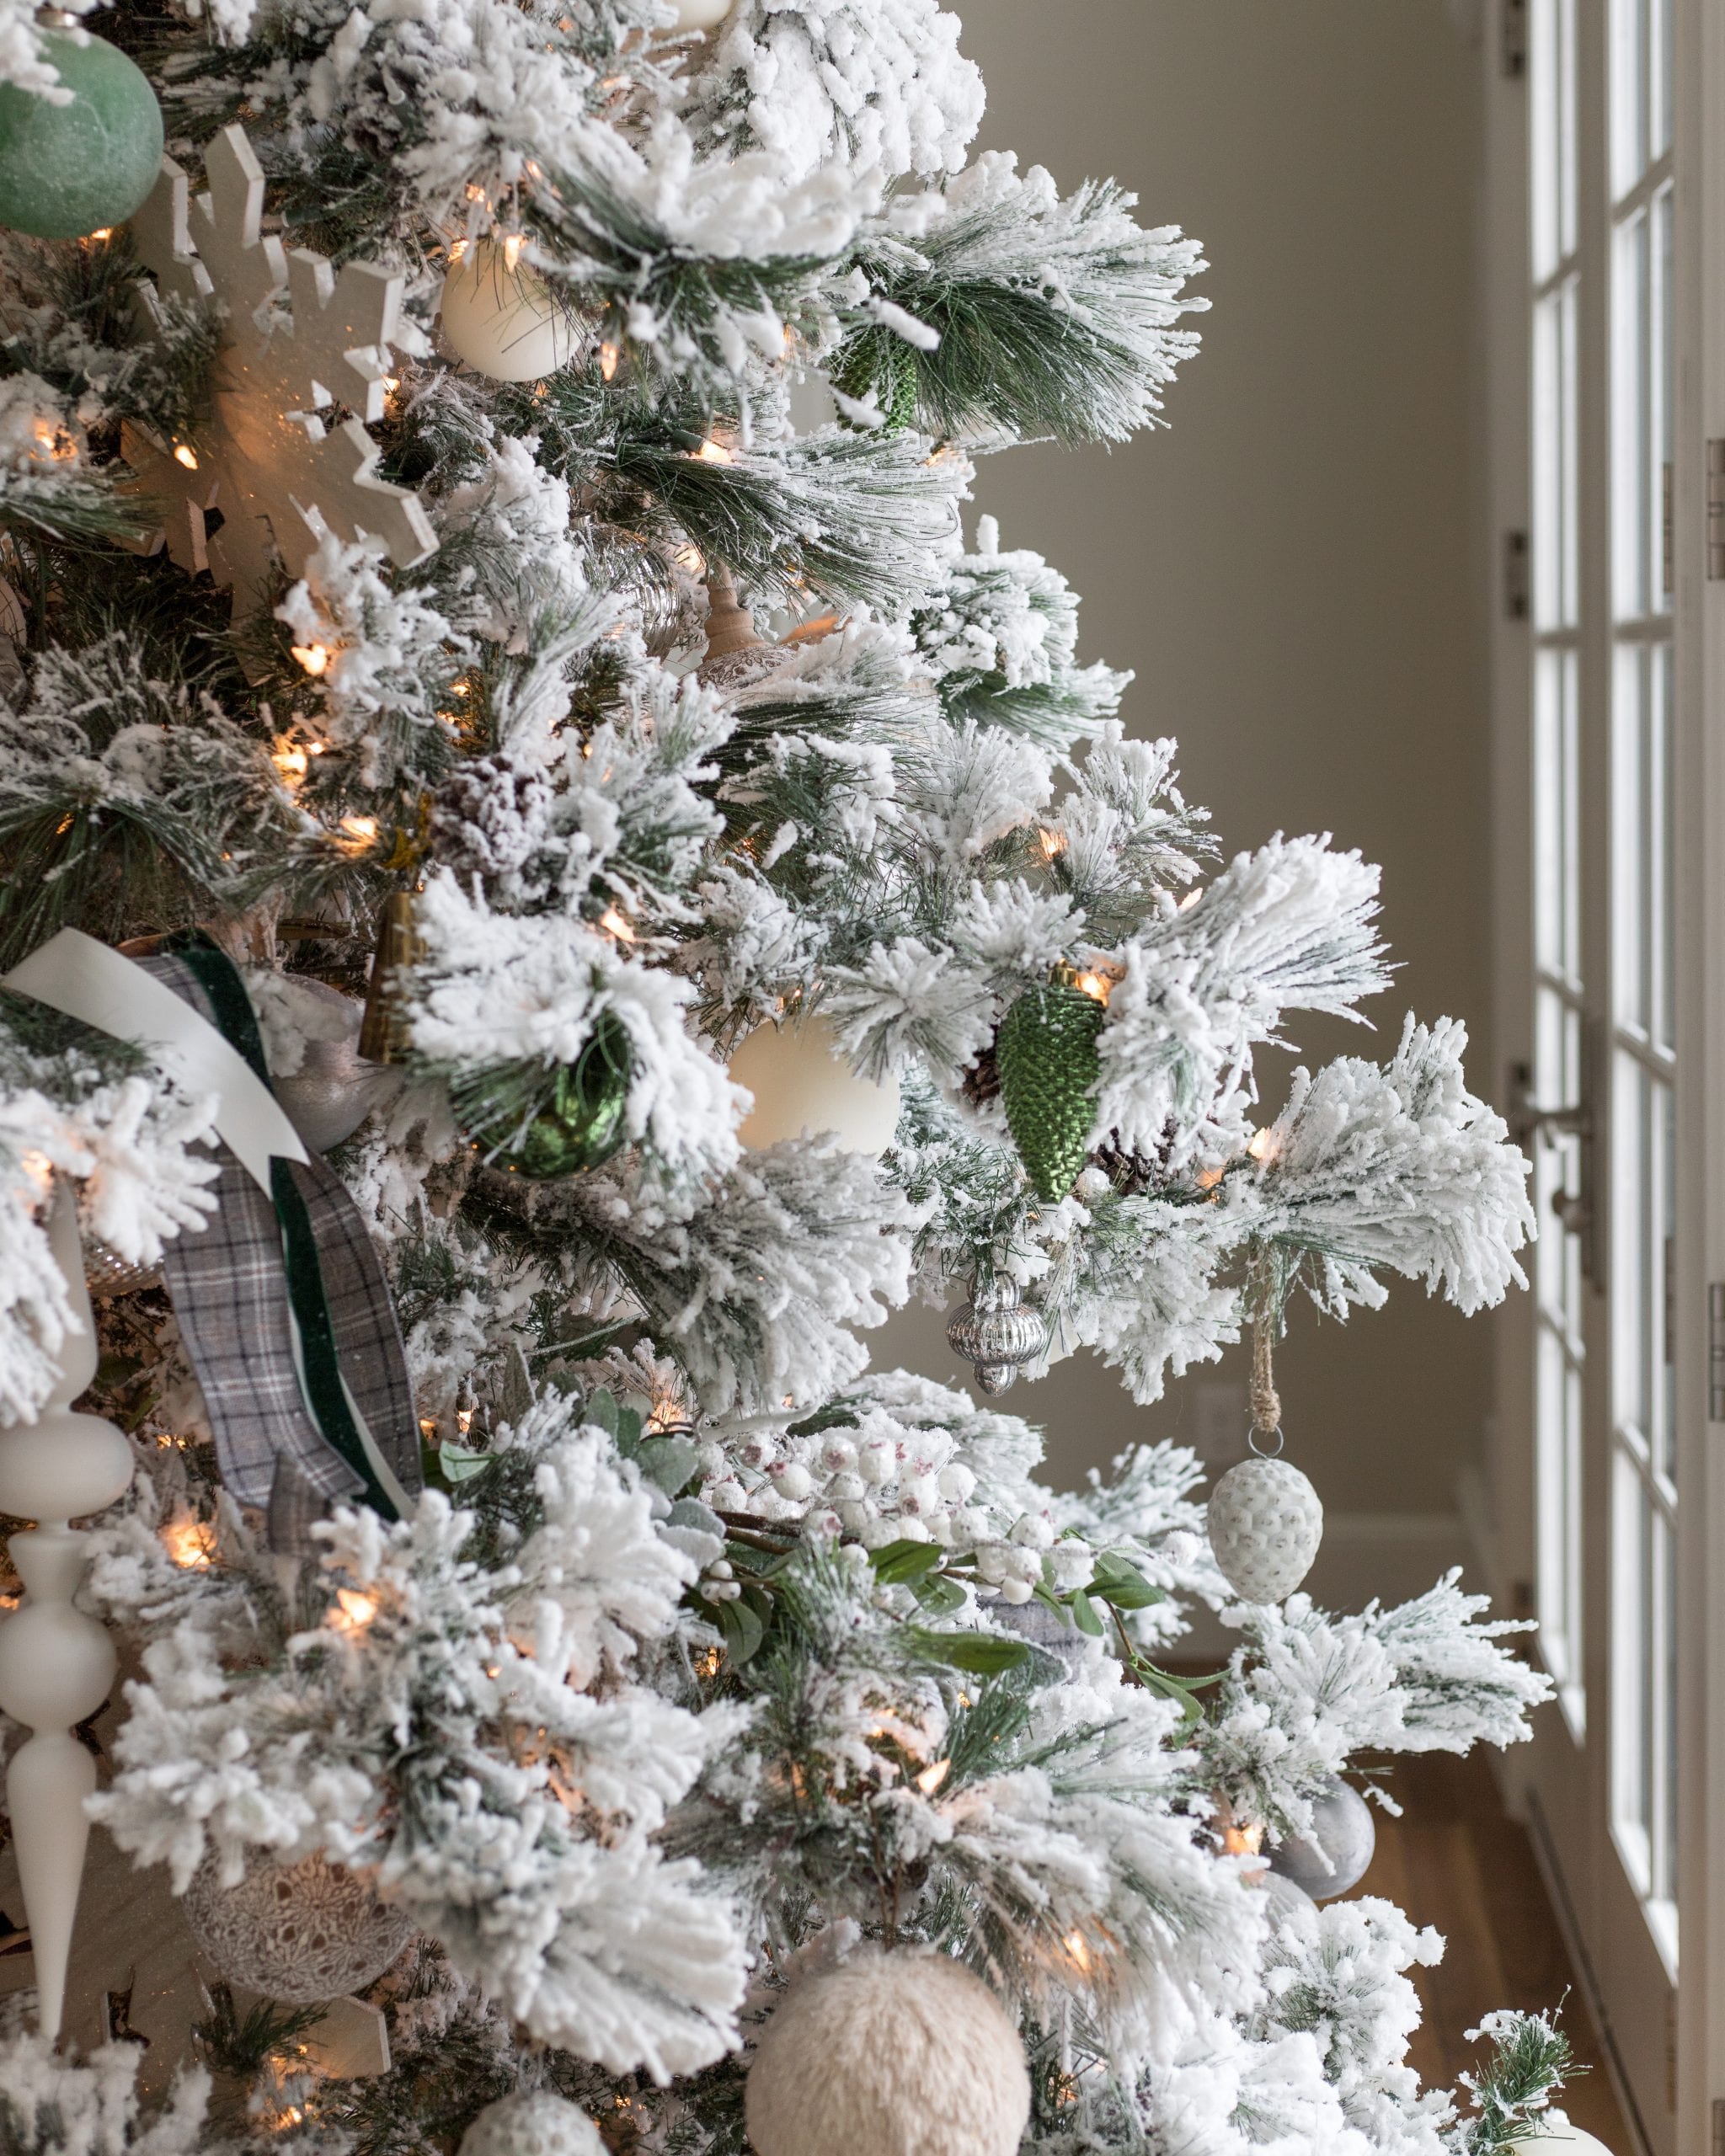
[1456,2009,1581,2153]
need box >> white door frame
[1675,0,1725,2144]
[1483,2,1725,2150]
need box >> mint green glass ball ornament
[0,26,163,241]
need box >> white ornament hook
[0,1180,134,2041]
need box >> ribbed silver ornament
[945,1277,1047,1395]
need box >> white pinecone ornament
[1206,1455,1323,1603]
[459,2093,604,2156]
[745,1949,1030,2156]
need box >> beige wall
[874,0,1493,1591]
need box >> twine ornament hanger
[1204,1257,1323,1604]
[1247,1300,1283,1458]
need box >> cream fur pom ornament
[745,1950,1031,2156]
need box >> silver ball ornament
[183,1848,415,2002]
[269,979,403,1152]
[989,1593,1092,1672]
[745,1951,1030,2156]
[1205,1454,1323,1603]
[1267,1777,1376,1901]
[459,2092,606,2156]
[1260,1867,1321,1933]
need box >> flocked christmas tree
[0,3,1599,2152]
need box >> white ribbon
[3,928,307,1190]
[6,931,414,1518]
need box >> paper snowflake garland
[122,125,436,615]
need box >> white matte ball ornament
[459,2092,606,2156]
[731,1012,901,1154]
[1528,2121,1616,2156]
[1206,1454,1323,1604]
[667,0,732,25]
[440,238,574,383]
[745,1951,1030,2156]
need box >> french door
[1487,1,1725,2151]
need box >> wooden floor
[1351,1750,1632,2151]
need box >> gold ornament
[82,1235,161,1298]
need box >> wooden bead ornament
[0,1178,134,2041]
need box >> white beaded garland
[745,1951,1030,2156]
[1205,1454,1323,1604]
[459,2092,606,2156]
[440,237,574,383]
[183,1848,416,2002]
[730,1012,901,1154]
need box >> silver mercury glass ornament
[945,1275,1048,1395]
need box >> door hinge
[1707,440,1725,579]
[1503,529,1530,620]
[1501,0,1527,77]
[1710,1284,1725,1422]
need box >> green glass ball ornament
[995,979,1106,1202]
[0,25,164,242]
[468,1013,633,1182]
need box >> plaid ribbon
[140,945,422,1551]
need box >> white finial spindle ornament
[0,1180,134,2040]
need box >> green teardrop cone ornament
[0,29,164,241]
[457,1011,634,1182]
[830,333,920,434]
[996,981,1106,1202]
